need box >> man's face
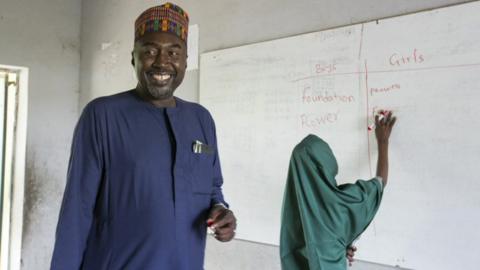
[132,32,187,100]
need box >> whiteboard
[200,2,480,269]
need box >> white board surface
[200,2,480,269]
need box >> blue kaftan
[51,90,227,270]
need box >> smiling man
[50,3,236,270]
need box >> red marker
[368,110,389,131]
[207,220,216,235]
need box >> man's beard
[146,83,174,99]
[142,70,176,100]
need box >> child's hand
[375,110,396,144]
[346,245,357,266]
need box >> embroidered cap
[134,3,189,43]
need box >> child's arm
[375,111,396,187]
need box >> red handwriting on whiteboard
[370,84,401,96]
[389,49,425,67]
[301,111,339,128]
[303,86,355,104]
[315,63,337,74]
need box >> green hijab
[280,134,383,270]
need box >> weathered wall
[79,0,471,269]
[79,0,473,107]
[205,237,405,270]
[0,0,81,269]
[0,0,473,269]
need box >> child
[280,111,396,270]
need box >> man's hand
[346,245,357,267]
[207,205,237,242]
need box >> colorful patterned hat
[134,3,189,43]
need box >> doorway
[0,65,28,270]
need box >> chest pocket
[190,152,214,195]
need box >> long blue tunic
[51,90,227,270]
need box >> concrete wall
[0,0,81,269]
[0,0,472,269]
[79,0,473,107]
[79,0,470,269]
[205,238,406,270]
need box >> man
[51,3,236,269]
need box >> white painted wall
[0,0,473,269]
[205,237,404,270]
[79,1,471,269]
[79,0,474,107]
[0,0,81,269]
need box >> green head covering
[280,134,383,270]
